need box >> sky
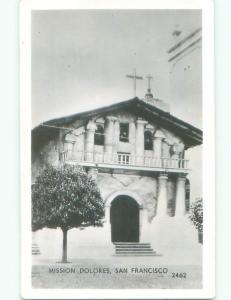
[32,9,201,127]
[32,9,202,200]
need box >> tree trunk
[62,228,68,263]
[198,229,203,244]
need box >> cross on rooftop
[145,74,154,100]
[146,74,153,92]
[126,69,143,97]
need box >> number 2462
[172,272,187,278]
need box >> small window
[94,124,104,145]
[144,131,153,150]
[120,123,129,142]
[118,152,130,165]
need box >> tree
[188,198,203,244]
[32,165,104,262]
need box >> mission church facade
[32,84,202,259]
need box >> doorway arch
[110,195,140,243]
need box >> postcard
[20,0,215,298]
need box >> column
[104,204,112,243]
[171,142,184,168]
[105,205,110,224]
[113,119,120,149]
[175,175,186,217]
[157,173,168,217]
[139,206,147,242]
[135,118,147,165]
[84,120,96,162]
[153,137,162,157]
[104,116,117,163]
[153,137,163,168]
[64,136,75,161]
[104,117,117,162]
[153,130,165,167]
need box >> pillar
[104,116,117,162]
[139,207,147,242]
[104,204,112,242]
[113,119,120,149]
[157,173,168,217]
[153,137,162,157]
[153,137,163,167]
[84,120,96,162]
[64,141,75,161]
[135,118,147,165]
[171,142,184,168]
[175,175,186,217]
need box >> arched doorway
[110,195,139,243]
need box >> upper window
[94,124,104,145]
[120,123,129,143]
[144,131,153,150]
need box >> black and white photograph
[20,1,215,299]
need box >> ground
[32,258,202,289]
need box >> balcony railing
[60,151,189,170]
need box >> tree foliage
[32,165,105,232]
[189,198,203,232]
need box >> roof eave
[32,97,202,147]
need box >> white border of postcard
[20,0,215,298]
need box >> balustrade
[61,150,189,170]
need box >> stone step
[114,242,156,257]
[116,245,152,249]
[116,252,156,255]
[116,249,154,253]
[115,245,151,248]
[114,253,157,257]
[114,243,150,246]
[115,243,151,247]
[116,248,155,252]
